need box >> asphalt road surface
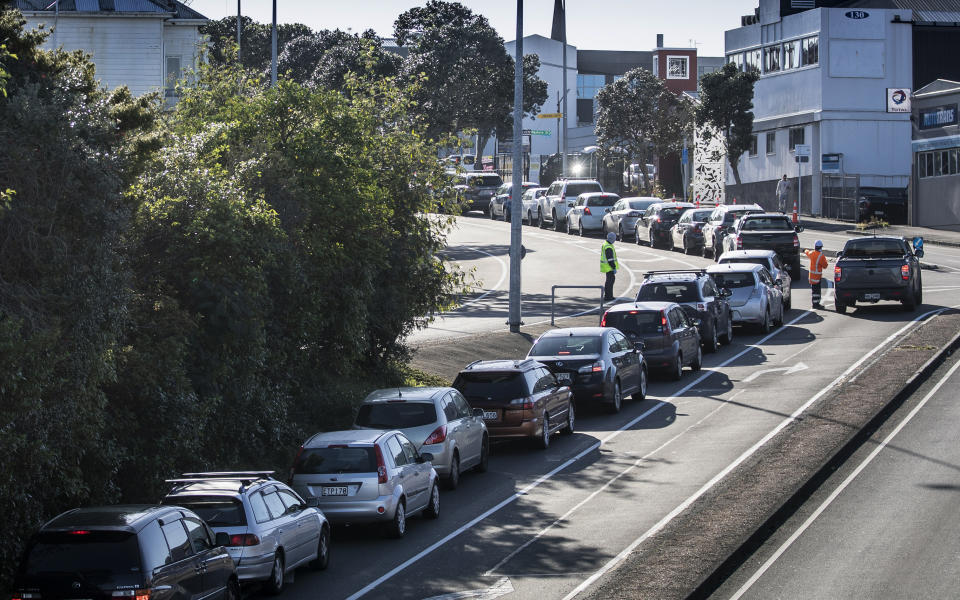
[709,351,960,600]
[254,214,960,600]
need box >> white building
[723,0,914,216]
[14,0,208,101]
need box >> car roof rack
[643,269,707,279]
[165,471,276,494]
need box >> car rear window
[721,257,770,269]
[162,496,247,527]
[628,200,658,211]
[587,196,618,207]
[637,282,699,303]
[843,239,906,258]
[741,217,793,230]
[453,372,529,402]
[468,175,503,188]
[355,402,438,428]
[528,335,601,356]
[659,208,683,219]
[710,272,756,289]
[565,182,602,196]
[23,531,141,576]
[603,311,663,335]
[294,447,377,475]
[692,210,712,221]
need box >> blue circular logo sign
[891,89,907,105]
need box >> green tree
[200,16,311,74]
[695,62,760,186]
[595,67,693,191]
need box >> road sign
[681,148,689,163]
[537,113,563,119]
[795,144,811,157]
[527,129,551,136]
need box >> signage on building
[845,10,870,19]
[794,144,811,157]
[822,153,842,173]
[919,104,959,130]
[887,88,911,113]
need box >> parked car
[602,302,701,380]
[490,181,539,222]
[525,327,647,413]
[635,201,695,249]
[566,192,621,236]
[622,163,656,191]
[12,505,239,600]
[700,203,764,259]
[718,249,793,310]
[452,359,574,448]
[602,196,661,241]
[670,208,714,254]
[538,178,604,230]
[522,186,549,224]
[635,270,733,352]
[720,212,802,280]
[834,236,923,313]
[858,186,907,224]
[454,172,504,215]
[354,387,488,489]
[289,429,439,538]
[707,263,785,333]
[162,471,329,593]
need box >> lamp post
[508,0,524,333]
[237,0,241,65]
[270,0,277,86]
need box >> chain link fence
[821,174,860,221]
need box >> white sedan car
[522,187,548,225]
[566,192,621,236]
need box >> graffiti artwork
[693,124,726,204]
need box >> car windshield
[741,217,793,230]
[295,447,377,475]
[628,200,658,211]
[355,402,437,428]
[843,240,906,258]
[529,335,601,356]
[710,272,757,289]
[603,311,663,335]
[565,182,602,196]
[637,282,699,302]
[468,175,503,188]
[23,531,140,577]
[162,496,247,526]
[588,196,618,207]
[454,372,529,401]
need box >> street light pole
[560,0,568,177]
[270,0,277,86]
[237,0,241,65]
[508,0,524,333]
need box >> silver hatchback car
[717,249,793,311]
[707,263,785,333]
[289,429,439,538]
[354,387,489,489]
[162,471,329,595]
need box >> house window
[916,149,959,178]
[763,45,781,73]
[749,135,758,156]
[766,131,776,155]
[783,40,800,70]
[727,52,744,71]
[577,73,606,99]
[165,55,182,98]
[653,55,659,77]
[801,36,819,66]
[667,56,689,79]
[745,49,762,74]
[789,127,805,150]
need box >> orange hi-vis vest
[805,249,828,284]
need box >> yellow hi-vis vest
[601,241,618,273]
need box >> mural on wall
[694,124,726,204]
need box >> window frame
[666,55,690,80]
[749,135,758,157]
[765,131,776,155]
[789,127,805,151]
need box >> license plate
[482,411,499,420]
[864,293,881,301]
[322,486,348,496]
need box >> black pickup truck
[833,236,924,313]
[721,213,802,280]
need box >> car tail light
[289,445,305,483]
[111,591,151,600]
[68,530,91,535]
[423,425,447,445]
[584,206,592,215]
[835,266,842,282]
[509,397,535,410]
[601,311,608,326]
[578,360,605,374]
[736,235,743,250]
[793,234,800,248]
[227,533,261,547]
[901,264,910,280]
[374,444,388,484]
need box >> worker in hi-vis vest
[601,231,619,302]
[804,240,829,309]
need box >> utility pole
[560,0,568,177]
[237,0,241,65]
[270,0,277,86]
[508,0,524,333]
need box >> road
[709,351,960,600]
[255,214,960,600]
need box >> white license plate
[482,411,499,420]
[322,486,348,496]
[864,293,881,301]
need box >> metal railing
[550,285,606,326]
[821,174,860,221]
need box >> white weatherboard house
[13,0,208,101]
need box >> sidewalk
[801,215,960,249]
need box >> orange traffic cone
[792,196,799,224]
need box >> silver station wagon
[289,430,440,538]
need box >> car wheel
[504,208,511,223]
[538,209,546,229]
[445,452,460,490]
[566,218,574,235]
[714,242,723,261]
[607,380,622,414]
[649,230,657,249]
[671,353,683,381]
[527,210,533,225]
[836,301,847,314]
[915,279,923,305]
[310,525,330,570]
[489,206,496,220]
[636,227,644,246]
[386,501,406,538]
[225,579,241,600]
[476,435,489,472]
[760,309,771,334]
[553,211,562,231]
[902,291,917,311]
[537,413,551,449]
[578,221,585,237]
[562,402,575,434]
[618,224,624,242]
[424,482,441,519]
[775,302,784,327]
[632,367,647,401]
[791,259,802,281]
[264,552,285,595]
[702,241,712,258]
[721,314,734,344]
[704,321,718,353]
[785,292,792,311]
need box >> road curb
[687,317,960,599]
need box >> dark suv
[455,172,504,215]
[453,359,574,449]
[602,302,701,380]
[635,270,733,352]
[13,505,239,600]
[635,201,695,249]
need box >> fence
[821,174,860,222]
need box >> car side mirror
[693,318,703,328]
[634,341,645,352]
[306,497,320,508]
[915,248,924,258]
[775,278,783,286]
[473,407,485,418]
[418,452,434,464]
[556,373,573,386]
[721,288,732,297]
[215,532,230,547]
[794,224,804,233]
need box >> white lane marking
[778,341,818,364]
[560,306,950,600]
[345,310,813,600]
[742,362,808,383]
[421,577,514,600]
[484,390,746,577]
[452,247,507,309]
[727,353,960,600]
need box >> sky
[184,0,760,58]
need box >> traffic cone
[695,195,700,208]
[732,197,737,204]
[792,196,799,225]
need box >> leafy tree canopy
[695,62,759,186]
